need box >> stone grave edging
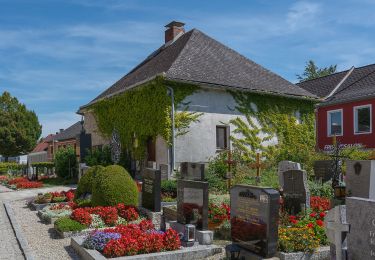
[71,236,222,260]
[277,246,330,260]
[4,202,36,260]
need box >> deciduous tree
[297,60,337,82]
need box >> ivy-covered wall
[229,91,317,166]
[87,76,200,159]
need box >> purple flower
[83,231,121,251]
[146,229,165,235]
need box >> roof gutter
[324,66,354,100]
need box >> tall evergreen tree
[297,60,337,82]
[0,91,41,160]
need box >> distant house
[298,64,375,150]
[78,21,316,173]
[27,134,55,165]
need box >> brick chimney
[165,21,185,43]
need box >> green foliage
[76,199,92,207]
[229,91,316,171]
[308,180,334,198]
[206,152,230,192]
[31,162,54,168]
[161,179,177,194]
[54,147,78,179]
[84,146,112,166]
[75,166,104,199]
[41,177,76,186]
[92,165,138,206]
[0,162,24,173]
[340,146,372,160]
[0,91,41,158]
[90,77,199,159]
[297,60,337,82]
[55,217,86,232]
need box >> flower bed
[54,203,145,238]
[1,176,43,190]
[30,189,75,210]
[80,221,180,258]
[38,203,73,223]
[208,201,230,229]
[278,196,331,254]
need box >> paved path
[0,185,76,260]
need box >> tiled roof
[32,134,55,152]
[53,121,82,141]
[298,64,375,105]
[81,29,316,109]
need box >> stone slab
[277,246,330,260]
[196,230,213,245]
[71,236,222,260]
[277,161,301,188]
[346,160,375,199]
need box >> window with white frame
[354,105,372,134]
[327,109,343,136]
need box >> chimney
[165,21,185,43]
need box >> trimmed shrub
[92,165,138,207]
[54,147,78,179]
[55,217,86,232]
[75,166,104,199]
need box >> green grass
[55,217,86,232]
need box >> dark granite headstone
[180,162,205,181]
[230,185,279,258]
[282,169,310,215]
[142,168,161,212]
[346,160,375,199]
[313,160,334,183]
[346,196,375,259]
[177,180,209,230]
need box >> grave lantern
[334,183,346,199]
[184,224,195,242]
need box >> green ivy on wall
[229,90,317,167]
[89,76,201,159]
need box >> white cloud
[286,1,321,31]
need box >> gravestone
[147,161,157,169]
[159,164,170,180]
[277,161,301,188]
[142,168,161,212]
[324,205,349,260]
[177,180,209,230]
[346,160,375,199]
[314,160,334,183]
[282,169,310,215]
[346,196,375,259]
[230,185,279,258]
[180,162,205,181]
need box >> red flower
[307,223,314,228]
[291,219,298,224]
[65,191,74,201]
[319,212,326,218]
[164,229,180,251]
[316,219,324,227]
[310,212,317,218]
[117,204,139,221]
[139,219,154,231]
[71,208,92,225]
[310,196,331,212]
[16,181,43,189]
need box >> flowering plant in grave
[208,202,230,224]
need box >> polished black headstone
[313,160,334,182]
[282,169,309,215]
[180,162,205,181]
[177,180,208,230]
[142,168,161,212]
[230,185,279,258]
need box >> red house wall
[317,98,375,150]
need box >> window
[216,126,229,150]
[354,105,372,134]
[327,109,343,136]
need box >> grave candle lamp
[334,184,346,199]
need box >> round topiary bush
[75,166,104,199]
[91,165,138,206]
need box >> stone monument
[180,162,205,181]
[346,160,375,199]
[277,160,301,188]
[230,185,279,258]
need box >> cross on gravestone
[325,205,349,260]
[248,153,266,186]
[180,162,205,181]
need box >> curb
[4,202,35,260]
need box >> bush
[54,147,78,179]
[84,146,113,166]
[55,217,86,232]
[308,180,334,198]
[161,180,177,194]
[92,165,138,207]
[75,166,104,199]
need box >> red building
[298,64,375,151]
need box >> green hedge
[75,166,103,199]
[0,162,25,173]
[31,162,54,168]
[92,165,138,206]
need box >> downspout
[167,87,175,174]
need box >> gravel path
[0,185,13,193]
[0,203,24,260]
[11,200,80,260]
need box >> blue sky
[1,0,375,137]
